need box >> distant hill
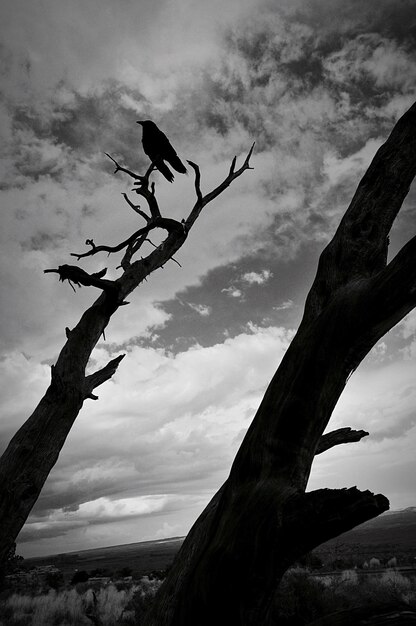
[313,507,416,566]
[24,507,416,580]
[24,537,184,582]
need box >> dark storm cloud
[188,0,416,162]
[21,231,66,251]
[289,0,416,42]
[30,476,120,519]
[6,82,151,184]
[139,243,321,352]
[18,524,77,543]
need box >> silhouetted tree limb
[84,354,126,400]
[122,192,151,222]
[71,146,255,263]
[283,487,388,561]
[144,103,416,626]
[186,142,255,229]
[316,427,369,454]
[105,152,151,182]
[44,265,117,294]
[70,217,184,261]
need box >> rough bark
[144,102,416,625]
[0,147,254,565]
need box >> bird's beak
[136,121,143,125]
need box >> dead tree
[0,144,255,566]
[143,101,416,626]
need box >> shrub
[272,567,416,625]
[117,567,133,578]
[122,576,164,625]
[70,571,89,585]
[273,568,339,625]
[0,585,144,625]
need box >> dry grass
[274,567,416,624]
[0,580,158,625]
[1,569,414,625]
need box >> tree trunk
[144,102,416,625]
[0,149,253,566]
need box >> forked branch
[70,216,185,261]
[84,354,126,400]
[105,152,147,182]
[74,147,254,264]
[106,153,160,218]
[185,143,255,228]
[122,193,151,222]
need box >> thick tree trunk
[144,102,416,625]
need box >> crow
[136,120,187,183]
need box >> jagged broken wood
[83,354,126,400]
[44,265,117,294]
[316,427,369,455]
[0,144,254,566]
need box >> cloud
[16,324,292,551]
[154,522,182,540]
[323,33,416,91]
[220,268,273,301]
[0,0,256,101]
[187,302,212,317]
[371,411,416,443]
[18,493,195,544]
[241,269,273,285]
[274,300,294,311]
[222,286,243,299]
[327,357,416,443]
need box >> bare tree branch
[187,160,202,202]
[44,265,118,295]
[132,178,161,219]
[119,233,149,270]
[185,143,255,229]
[316,427,369,454]
[105,152,143,181]
[70,225,152,260]
[106,152,161,219]
[70,216,184,260]
[122,192,151,222]
[284,487,389,560]
[303,102,416,325]
[84,354,126,400]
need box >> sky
[0,0,416,558]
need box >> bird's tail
[155,160,175,183]
[169,154,187,175]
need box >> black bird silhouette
[136,120,187,183]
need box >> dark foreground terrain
[23,537,184,582]
[23,507,416,581]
